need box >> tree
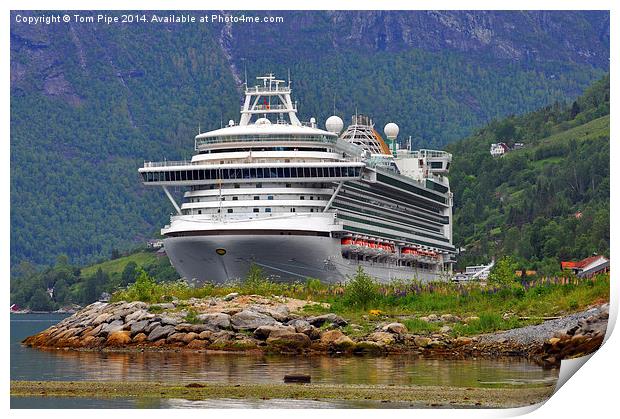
[488,256,518,287]
[121,261,139,286]
[29,288,54,311]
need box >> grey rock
[131,320,150,335]
[100,320,124,335]
[147,325,176,342]
[125,310,149,323]
[145,321,162,334]
[383,322,408,334]
[287,319,320,339]
[160,316,180,326]
[307,313,347,327]
[231,310,280,330]
[250,304,290,322]
[197,313,231,329]
[254,325,295,340]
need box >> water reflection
[11,314,558,388]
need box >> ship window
[283,168,291,177]
[268,196,274,200]
[277,168,284,177]
[227,209,233,213]
[198,210,202,214]
[254,196,260,200]
[232,197,238,201]
[300,196,305,200]
[285,159,290,163]
[310,196,314,200]
[290,208,296,212]
[310,208,314,212]
[265,208,272,213]
[286,183,291,188]
[310,168,318,177]
[253,208,259,213]
[256,168,264,178]
[304,168,311,177]
[234,183,240,188]
[329,167,335,177]
[430,162,443,169]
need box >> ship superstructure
[139,74,456,283]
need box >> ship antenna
[243,59,248,88]
[288,68,291,88]
[198,121,201,135]
[333,93,336,115]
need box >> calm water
[10,313,558,408]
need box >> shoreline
[21,296,609,368]
[9,380,554,408]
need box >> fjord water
[11,313,558,408]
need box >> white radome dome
[384,122,399,139]
[325,115,344,134]
[255,117,272,126]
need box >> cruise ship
[139,74,456,283]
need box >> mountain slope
[446,75,609,273]
[10,10,609,267]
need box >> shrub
[344,267,379,310]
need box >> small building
[452,262,494,281]
[146,239,164,249]
[490,143,510,157]
[561,255,609,278]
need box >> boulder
[414,337,432,348]
[230,310,280,330]
[145,321,162,334]
[428,340,447,349]
[320,330,345,344]
[186,339,209,350]
[307,313,347,328]
[92,313,113,326]
[426,314,439,322]
[105,331,132,347]
[382,322,408,334]
[182,332,199,344]
[454,336,473,346]
[166,333,187,343]
[160,316,180,326]
[131,320,151,335]
[198,331,214,341]
[331,335,356,352]
[147,325,176,342]
[100,320,124,335]
[266,332,311,350]
[81,335,103,348]
[250,305,290,322]
[125,310,150,323]
[197,313,231,329]
[231,338,259,350]
[132,333,148,343]
[354,341,385,355]
[368,332,395,345]
[254,325,295,340]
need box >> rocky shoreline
[22,295,609,366]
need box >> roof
[561,255,608,270]
[195,122,336,139]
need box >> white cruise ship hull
[164,235,447,284]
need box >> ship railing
[403,149,452,160]
[245,86,291,94]
[242,104,293,112]
[195,134,336,148]
[143,160,193,168]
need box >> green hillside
[447,75,609,273]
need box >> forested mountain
[447,75,609,273]
[10,10,609,267]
